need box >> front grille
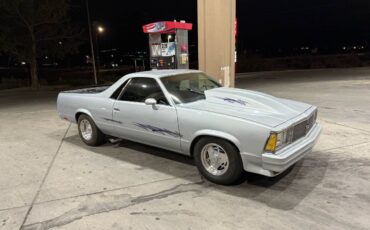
[292,120,307,141]
[291,110,316,142]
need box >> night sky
[238,0,370,50]
[88,0,197,52]
[85,0,370,53]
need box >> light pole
[95,25,104,74]
[85,0,97,85]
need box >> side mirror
[145,98,158,110]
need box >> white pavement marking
[19,123,71,230]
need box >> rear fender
[75,109,94,122]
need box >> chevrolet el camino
[57,70,321,185]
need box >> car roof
[125,69,202,79]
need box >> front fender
[189,129,241,154]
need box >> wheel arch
[75,109,94,123]
[189,130,242,157]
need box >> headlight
[265,110,317,153]
[276,131,287,147]
[264,129,292,153]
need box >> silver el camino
[57,70,321,184]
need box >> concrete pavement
[1,68,370,229]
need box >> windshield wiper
[185,88,204,95]
[176,86,204,95]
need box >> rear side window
[110,80,129,99]
[118,78,169,105]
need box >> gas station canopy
[143,21,192,34]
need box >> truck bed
[62,86,109,94]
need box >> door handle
[113,108,120,112]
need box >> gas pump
[142,21,192,70]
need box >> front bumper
[261,122,322,176]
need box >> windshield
[161,73,221,104]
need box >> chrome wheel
[79,119,93,141]
[200,143,229,176]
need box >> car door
[112,77,181,152]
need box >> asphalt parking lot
[1,67,370,230]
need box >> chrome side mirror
[145,98,158,110]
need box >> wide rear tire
[77,114,106,146]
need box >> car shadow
[63,135,328,211]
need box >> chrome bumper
[261,122,322,175]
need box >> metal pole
[85,0,98,85]
[95,31,100,73]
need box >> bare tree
[0,0,82,89]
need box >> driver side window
[118,78,169,105]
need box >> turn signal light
[264,133,277,153]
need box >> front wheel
[194,137,244,185]
[77,114,106,146]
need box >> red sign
[143,21,192,34]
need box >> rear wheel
[194,137,244,185]
[77,114,106,146]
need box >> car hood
[180,87,312,127]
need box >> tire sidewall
[78,115,101,146]
[194,137,244,185]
